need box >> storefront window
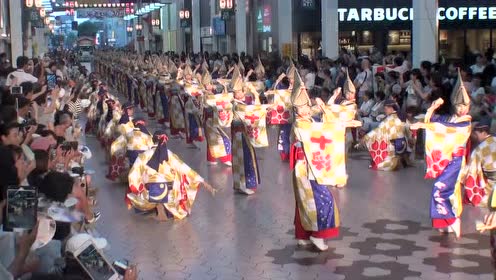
[466,29,491,55]
[339,31,356,52]
[387,30,411,53]
[300,32,320,57]
[439,29,465,61]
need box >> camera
[71,166,85,177]
[23,119,37,127]
[10,86,22,95]
[113,259,129,275]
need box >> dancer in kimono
[321,88,360,188]
[127,131,216,219]
[410,71,472,238]
[169,65,189,138]
[324,70,358,158]
[477,188,496,266]
[266,88,293,161]
[231,66,268,195]
[271,60,298,160]
[108,119,153,181]
[290,72,348,251]
[156,69,172,125]
[101,99,120,150]
[203,68,233,166]
[184,84,204,148]
[358,99,407,171]
[463,120,496,207]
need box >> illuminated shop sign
[337,6,496,22]
[256,5,271,33]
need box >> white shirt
[470,64,485,74]
[5,69,38,86]
[304,72,316,90]
[359,99,375,116]
[354,69,373,93]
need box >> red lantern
[25,0,34,7]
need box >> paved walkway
[83,94,494,280]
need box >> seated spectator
[0,122,22,146]
[27,149,50,187]
[53,112,72,138]
[358,91,375,118]
[30,130,57,152]
[471,73,485,100]
[360,91,386,134]
[40,172,100,238]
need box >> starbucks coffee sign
[337,6,496,22]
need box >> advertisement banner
[77,9,126,19]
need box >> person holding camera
[6,56,38,87]
[0,200,40,280]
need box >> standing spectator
[471,54,487,74]
[354,58,373,104]
[65,85,83,119]
[304,65,317,91]
[6,56,38,87]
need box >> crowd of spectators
[0,52,137,279]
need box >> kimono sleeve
[169,152,204,186]
[128,153,145,194]
[110,135,127,157]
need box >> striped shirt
[66,99,82,119]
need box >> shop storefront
[293,0,322,58]
[292,0,496,62]
[250,0,275,55]
[438,0,496,62]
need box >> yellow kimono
[204,93,233,162]
[169,89,186,135]
[290,120,340,239]
[102,110,122,149]
[462,135,496,206]
[128,148,205,219]
[108,129,153,180]
[232,103,269,190]
[363,113,407,171]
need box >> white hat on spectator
[80,99,91,108]
[65,233,108,254]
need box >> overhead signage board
[337,6,496,22]
[77,8,126,19]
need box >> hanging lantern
[184,10,190,19]
[40,8,46,18]
[34,0,42,8]
[26,0,34,7]
[44,17,50,25]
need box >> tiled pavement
[82,90,495,279]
